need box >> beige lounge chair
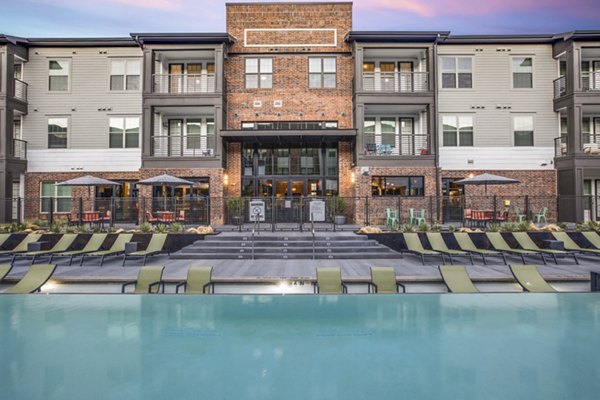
[509,265,556,293]
[552,232,600,256]
[453,233,507,264]
[369,266,405,293]
[512,232,579,265]
[314,267,347,294]
[121,266,165,294]
[80,234,133,266]
[176,266,213,294]
[438,265,479,293]
[0,265,12,281]
[122,234,168,266]
[426,233,473,265]
[0,234,42,264]
[403,233,445,265]
[3,264,57,294]
[49,233,108,265]
[485,232,546,264]
[13,234,78,265]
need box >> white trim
[439,147,554,170]
[244,28,337,48]
[28,149,142,172]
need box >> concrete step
[179,246,394,254]
[190,240,380,248]
[204,235,369,242]
[170,252,401,260]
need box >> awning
[220,129,357,144]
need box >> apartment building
[0,2,598,225]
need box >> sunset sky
[1,0,598,37]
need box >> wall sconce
[350,172,356,184]
[468,173,474,178]
[223,174,229,186]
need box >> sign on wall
[309,200,326,222]
[249,200,265,222]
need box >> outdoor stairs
[170,232,401,260]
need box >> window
[512,57,533,88]
[513,115,534,146]
[48,117,68,148]
[240,121,337,130]
[245,58,272,89]
[14,64,22,80]
[109,117,139,148]
[41,182,71,213]
[442,116,473,147]
[309,57,336,88]
[49,59,70,91]
[110,59,141,91]
[441,57,472,88]
[371,176,424,197]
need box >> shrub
[486,223,501,232]
[515,221,530,232]
[155,224,169,233]
[401,224,415,233]
[49,222,66,233]
[500,223,516,232]
[417,222,429,232]
[170,222,183,233]
[139,222,153,233]
[557,222,568,231]
[430,224,442,232]
[447,225,456,233]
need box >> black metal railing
[12,138,27,159]
[13,79,28,102]
[363,133,430,156]
[554,136,568,157]
[151,135,215,157]
[153,73,216,94]
[362,71,429,92]
[553,75,566,98]
[582,71,600,92]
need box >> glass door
[380,62,395,91]
[593,61,600,91]
[442,178,464,222]
[169,63,183,93]
[399,62,413,92]
[168,119,182,156]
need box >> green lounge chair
[581,231,600,250]
[121,266,165,294]
[512,232,579,265]
[176,266,213,294]
[369,266,405,293]
[0,265,13,281]
[314,267,347,294]
[122,234,168,266]
[426,233,474,265]
[551,232,600,256]
[13,234,78,265]
[403,233,445,265]
[0,234,11,248]
[49,233,108,265]
[438,265,479,293]
[3,264,57,294]
[485,232,546,264]
[454,232,507,265]
[80,234,133,266]
[0,234,42,265]
[509,265,556,293]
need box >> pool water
[1,294,600,400]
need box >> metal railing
[12,138,27,159]
[553,76,566,98]
[363,133,430,156]
[151,135,215,157]
[153,73,216,94]
[362,71,429,92]
[13,79,28,102]
[554,136,568,157]
[582,71,600,92]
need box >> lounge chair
[403,233,445,265]
[3,264,57,294]
[426,233,474,265]
[0,265,12,281]
[122,233,168,266]
[438,265,479,293]
[49,233,108,265]
[314,267,347,294]
[121,266,165,294]
[369,266,405,293]
[13,234,78,265]
[176,266,213,294]
[485,232,546,264]
[0,234,42,264]
[453,232,507,264]
[581,231,600,250]
[80,233,133,266]
[509,265,556,293]
[0,233,11,248]
[512,232,579,265]
[551,232,600,256]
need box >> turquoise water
[1,294,600,400]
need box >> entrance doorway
[442,178,464,222]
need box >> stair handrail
[251,213,261,260]
[311,213,315,260]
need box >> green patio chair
[408,208,415,225]
[438,265,479,293]
[426,232,474,265]
[314,267,347,294]
[582,231,600,250]
[80,234,133,266]
[551,232,600,256]
[403,233,445,265]
[534,207,548,224]
[513,206,526,222]
[3,264,57,294]
[49,233,108,265]
[369,266,405,294]
[453,232,507,264]
[415,209,426,225]
[485,232,546,264]
[385,209,399,229]
[122,234,169,266]
[13,234,78,265]
[0,234,42,265]
[0,265,13,281]
[512,232,579,265]
[121,266,165,294]
[176,266,213,294]
[509,265,556,293]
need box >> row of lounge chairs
[401,232,588,265]
[0,233,169,266]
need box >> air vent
[253,100,262,108]
[273,100,283,108]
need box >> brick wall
[225,142,242,197]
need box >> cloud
[109,0,183,11]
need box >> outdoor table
[471,210,495,227]
[27,241,47,252]
[125,242,139,254]
[157,211,175,223]
[82,211,103,228]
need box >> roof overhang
[131,33,234,46]
[347,31,449,43]
[26,37,137,47]
[221,129,356,144]
[441,34,555,44]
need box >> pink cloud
[109,0,183,11]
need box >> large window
[513,115,534,146]
[364,117,422,155]
[48,117,68,149]
[41,182,71,213]
[309,57,336,88]
[246,58,272,89]
[109,117,140,148]
[49,59,70,91]
[441,57,472,89]
[442,116,473,147]
[110,59,141,91]
[371,176,424,197]
[512,57,533,88]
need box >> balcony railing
[554,136,567,157]
[151,135,215,157]
[582,71,600,92]
[362,72,428,92]
[364,134,430,156]
[12,138,27,159]
[13,79,28,102]
[553,76,566,98]
[153,73,216,94]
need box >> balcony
[364,134,430,156]
[554,136,567,157]
[362,72,428,93]
[12,138,27,160]
[13,79,28,102]
[582,71,600,92]
[553,76,566,99]
[152,73,215,94]
[151,135,215,157]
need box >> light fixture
[350,171,356,183]
[468,173,474,178]
[223,174,229,186]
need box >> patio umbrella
[137,174,194,210]
[56,175,121,222]
[454,173,519,195]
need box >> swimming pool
[1,294,599,399]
